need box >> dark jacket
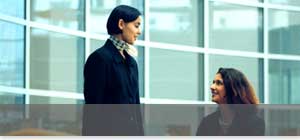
[196,109,265,136]
[82,39,143,136]
[83,39,140,104]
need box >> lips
[211,90,218,96]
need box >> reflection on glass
[30,95,83,104]
[229,0,262,2]
[269,9,300,55]
[209,55,264,103]
[149,0,203,46]
[0,20,24,87]
[0,92,24,104]
[89,0,144,37]
[31,0,85,30]
[0,0,24,18]
[90,39,145,97]
[30,28,85,93]
[150,48,204,100]
[90,39,105,53]
[28,95,82,135]
[269,60,300,104]
[136,46,145,97]
[210,2,263,52]
[269,0,300,6]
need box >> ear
[118,19,125,30]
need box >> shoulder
[196,111,220,136]
[86,40,114,64]
[200,111,220,126]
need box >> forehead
[214,73,223,80]
[133,16,142,23]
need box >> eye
[215,80,223,85]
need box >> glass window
[150,48,204,100]
[30,28,85,93]
[0,92,24,104]
[149,0,204,47]
[0,20,24,87]
[209,2,263,52]
[0,0,25,18]
[136,46,145,97]
[231,0,262,2]
[31,0,85,31]
[90,39,105,53]
[269,0,300,6]
[89,0,144,37]
[29,95,82,104]
[209,55,264,103]
[28,95,82,135]
[269,9,300,55]
[90,39,145,97]
[269,60,300,104]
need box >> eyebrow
[213,79,223,83]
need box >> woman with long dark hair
[196,68,265,136]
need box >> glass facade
[0,20,24,87]
[269,0,300,6]
[0,92,24,104]
[269,9,300,55]
[0,0,300,105]
[150,48,204,100]
[30,28,85,93]
[269,60,300,104]
[149,0,204,46]
[209,2,263,52]
[31,0,85,31]
[0,0,25,18]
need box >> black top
[196,109,265,136]
[82,40,143,135]
[83,39,140,104]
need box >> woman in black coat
[82,5,143,136]
[84,5,142,104]
[196,68,265,136]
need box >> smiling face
[118,16,142,45]
[211,73,227,104]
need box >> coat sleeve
[83,53,108,104]
[135,64,140,104]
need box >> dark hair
[217,67,259,104]
[106,5,141,35]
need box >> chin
[128,41,134,45]
[211,99,217,103]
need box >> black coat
[196,109,265,136]
[83,39,140,104]
[82,39,143,136]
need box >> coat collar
[104,39,136,67]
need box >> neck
[113,34,123,41]
[219,104,235,123]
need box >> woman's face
[119,16,142,45]
[210,73,227,104]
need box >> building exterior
[1,0,300,104]
[2,0,300,136]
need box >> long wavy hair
[217,68,259,104]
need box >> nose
[137,28,141,35]
[210,83,216,91]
